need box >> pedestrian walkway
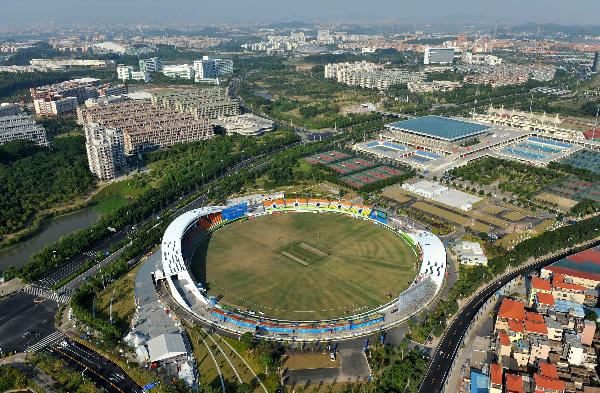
[25,331,65,353]
[23,284,71,304]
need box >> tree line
[9,132,299,282]
[0,137,95,236]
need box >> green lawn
[191,212,418,319]
[91,177,152,215]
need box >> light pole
[109,288,116,324]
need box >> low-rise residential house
[530,277,553,306]
[505,373,524,393]
[496,298,526,332]
[489,363,503,393]
[545,316,564,341]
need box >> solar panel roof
[386,116,489,141]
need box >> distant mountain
[262,21,312,29]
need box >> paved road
[43,338,142,393]
[418,239,600,393]
[0,293,58,355]
[34,141,299,293]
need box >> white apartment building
[0,103,21,117]
[0,113,48,146]
[139,57,162,73]
[424,47,455,65]
[117,65,150,82]
[162,64,195,80]
[408,80,463,93]
[84,123,125,181]
[324,61,382,79]
[33,96,78,117]
[193,56,233,83]
[30,58,115,69]
[290,32,306,43]
[151,88,240,119]
[325,62,424,90]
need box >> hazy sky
[1,0,599,27]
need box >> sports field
[190,212,418,320]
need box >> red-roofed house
[526,311,545,323]
[498,331,511,358]
[535,292,555,313]
[496,298,526,332]
[552,274,586,304]
[525,320,548,336]
[507,319,524,341]
[530,277,552,305]
[539,362,559,379]
[489,363,502,393]
[534,373,565,393]
[506,373,524,393]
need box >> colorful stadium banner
[369,209,388,224]
[221,203,248,221]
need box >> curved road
[419,238,600,393]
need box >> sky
[1,0,599,27]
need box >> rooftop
[539,362,559,379]
[534,373,565,391]
[490,363,502,386]
[470,370,490,393]
[498,298,526,321]
[547,247,600,283]
[147,333,187,362]
[536,292,555,306]
[524,320,548,335]
[505,373,524,393]
[386,115,489,142]
[531,277,552,292]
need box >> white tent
[147,333,187,362]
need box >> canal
[0,208,99,272]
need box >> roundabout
[157,196,447,341]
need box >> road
[35,141,300,293]
[0,293,58,355]
[43,338,142,393]
[418,238,600,393]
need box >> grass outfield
[191,212,418,320]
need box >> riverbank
[0,181,113,252]
[0,208,100,272]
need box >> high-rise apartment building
[0,103,21,117]
[151,88,240,119]
[324,62,425,90]
[593,51,599,73]
[78,99,214,156]
[0,113,48,146]
[31,78,127,116]
[84,123,125,181]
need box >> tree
[585,309,598,322]
[581,101,600,117]
[240,332,254,350]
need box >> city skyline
[2,0,600,27]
